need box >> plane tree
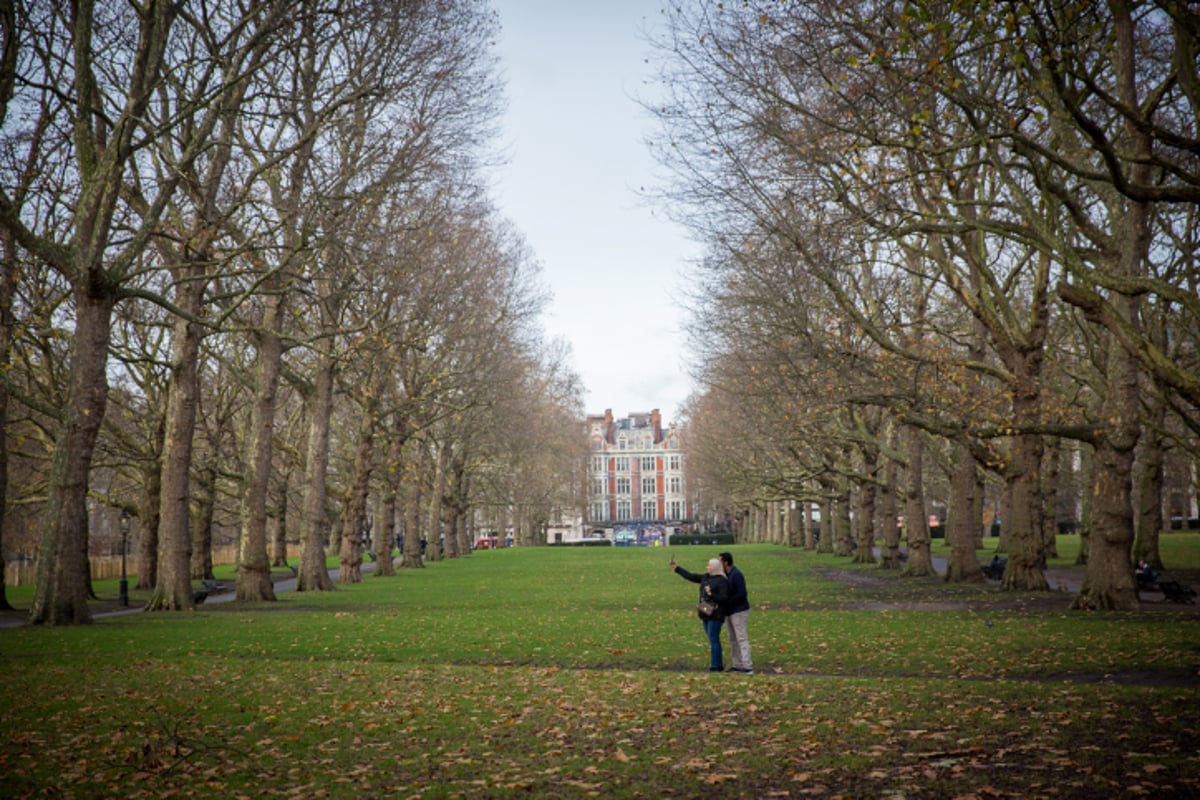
[0,0,287,623]
[649,1,1197,606]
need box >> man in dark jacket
[719,552,753,674]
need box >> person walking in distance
[719,552,753,674]
[670,556,730,672]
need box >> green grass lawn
[3,543,1199,799]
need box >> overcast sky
[489,1,700,424]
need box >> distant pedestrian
[719,552,753,674]
[670,556,729,671]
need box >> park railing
[4,544,244,587]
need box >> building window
[642,477,655,495]
[668,500,682,520]
[668,476,680,494]
[616,457,629,472]
[668,455,680,471]
[617,501,631,521]
[616,477,630,494]
[618,436,626,450]
[642,456,655,471]
[592,502,607,521]
[642,500,657,520]
[591,479,605,496]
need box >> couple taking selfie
[670,552,753,673]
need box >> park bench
[1155,579,1196,604]
[202,579,226,593]
[1135,570,1158,591]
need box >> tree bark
[1069,2,1148,612]
[1042,438,1061,560]
[1001,431,1049,590]
[877,455,901,569]
[30,291,115,624]
[833,491,853,557]
[1133,397,1165,571]
[1076,443,1094,566]
[135,446,162,591]
[191,459,217,579]
[817,498,834,554]
[401,449,425,568]
[270,469,291,568]
[146,275,204,611]
[337,382,379,584]
[901,427,935,577]
[945,444,982,582]
[852,451,877,565]
[236,292,284,602]
[0,228,15,610]
[297,353,336,592]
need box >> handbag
[697,598,718,617]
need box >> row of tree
[652,1,1199,609]
[0,0,585,624]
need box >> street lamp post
[118,510,130,607]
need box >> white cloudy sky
[489,1,700,423]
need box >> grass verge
[2,543,1199,799]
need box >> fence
[4,544,245,588]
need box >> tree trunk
[135,426,164,590]
[270,469,291,568]
[852,452,877,565]
[817,498,834,554]
[856,443,880,564]
[1133,397,1164,571]
[1076,443,1094,566]
[901,427,935,577]
[30,291,115,625]
[834,491,853,557]
[1001,432,1049,590]
[1068,4,1148,612]
[374,493,395,576]
[1042,437,1060,560]
[146,277,204,611]
[945,444,982,582]
[400,441,425,568]
[1073,434,1139,610]
[236,293,284,602]
[998,481,1013,554]
[375,430,404,576]
[297,354,336,592]
[877,455,901,569]
[338,384,379,583]
[1073,297,1141,610]
[429,441,452,558]
[0,232,15,610]
[191,460,217,579]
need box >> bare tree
[1,0,183,624]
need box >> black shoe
[709,666,723,672]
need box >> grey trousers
[725,609,752,670]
